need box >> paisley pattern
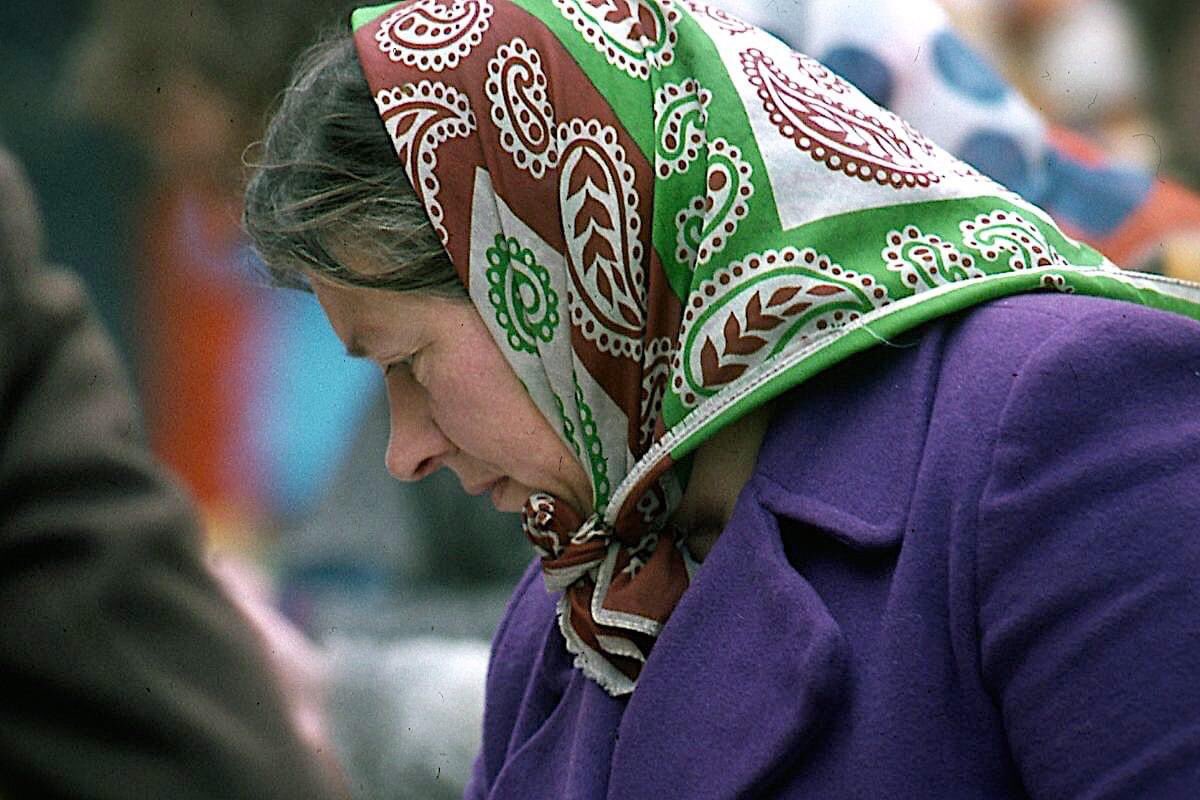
[1040,273,1076,293]
[558,117,645,358]
[553,0,680,80]
[674,138,753,269]
[961,209,1068,271]
[375,0,494,71]
[486,38,558,178]
[883,225,983,292]
[793,53,851,96]
[681,0,752,35]
[654,79,711,178]
[525,492,563,559]
[572,376,612,512]
[674,248,890,407]
[639,337,676,451]
[633,472,681,526]
[484,233,560,353]
[374,81,476,245]
[741,48,941,189]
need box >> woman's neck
[671,404,773,561]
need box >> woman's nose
[383,369,451,481]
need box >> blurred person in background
[1129,0,1200,280]
[937,0,1152,154]
[1145,0,1200,184]
[0,0,145,363]
[1008,0,1154,162]
[62,3,531,797]
[0,145,343,799]
[63,0,381,544]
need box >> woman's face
[309,271,593,515]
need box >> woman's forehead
[308,269,468,353]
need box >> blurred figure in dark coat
[0,146,344,799]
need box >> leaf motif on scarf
[486,38,558,179]
[558,117,646,359]
[673,248,890,407]
[674,138,753,270]
[638,337,676,453]
[883,225,984,293]
[375,0,494,72]
[740,48,941,189]
[654,79,711,179]
[680,0,753,35]
[375,82,476,246]
[961,210,1068,272]
[485,233,560,354]
[553,0,680,80]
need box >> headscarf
[710,0,1200,273]
[350,0,1200,695]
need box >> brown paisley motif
[486,38,557,178]
[638,337,675,452]
[375,82,476,245]
[553,0,679,80]
[681,0,753,35]
[960,210,1068,271]
[793,54,849,95]
[674,247,890,407]
[558,118,645,358]
[376,0,494,71]
[740,48,941,189]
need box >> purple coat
[467,294,1200,799]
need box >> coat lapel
[607,483,849,798]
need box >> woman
[245,0,1200,796]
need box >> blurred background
[0,0,531,619]
[1,0,1198,797]
[1,3,529,795]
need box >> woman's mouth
[464,476,522,512]
[465,477,501,496]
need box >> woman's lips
[464,477,501,496]
[464,476,521,511]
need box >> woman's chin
[488,478,528,513]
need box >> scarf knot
[522,492,612,592]
[521,491,692,692]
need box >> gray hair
[242,28,461,296]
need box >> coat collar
[608,480,848,797]
[606,332,941,796]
